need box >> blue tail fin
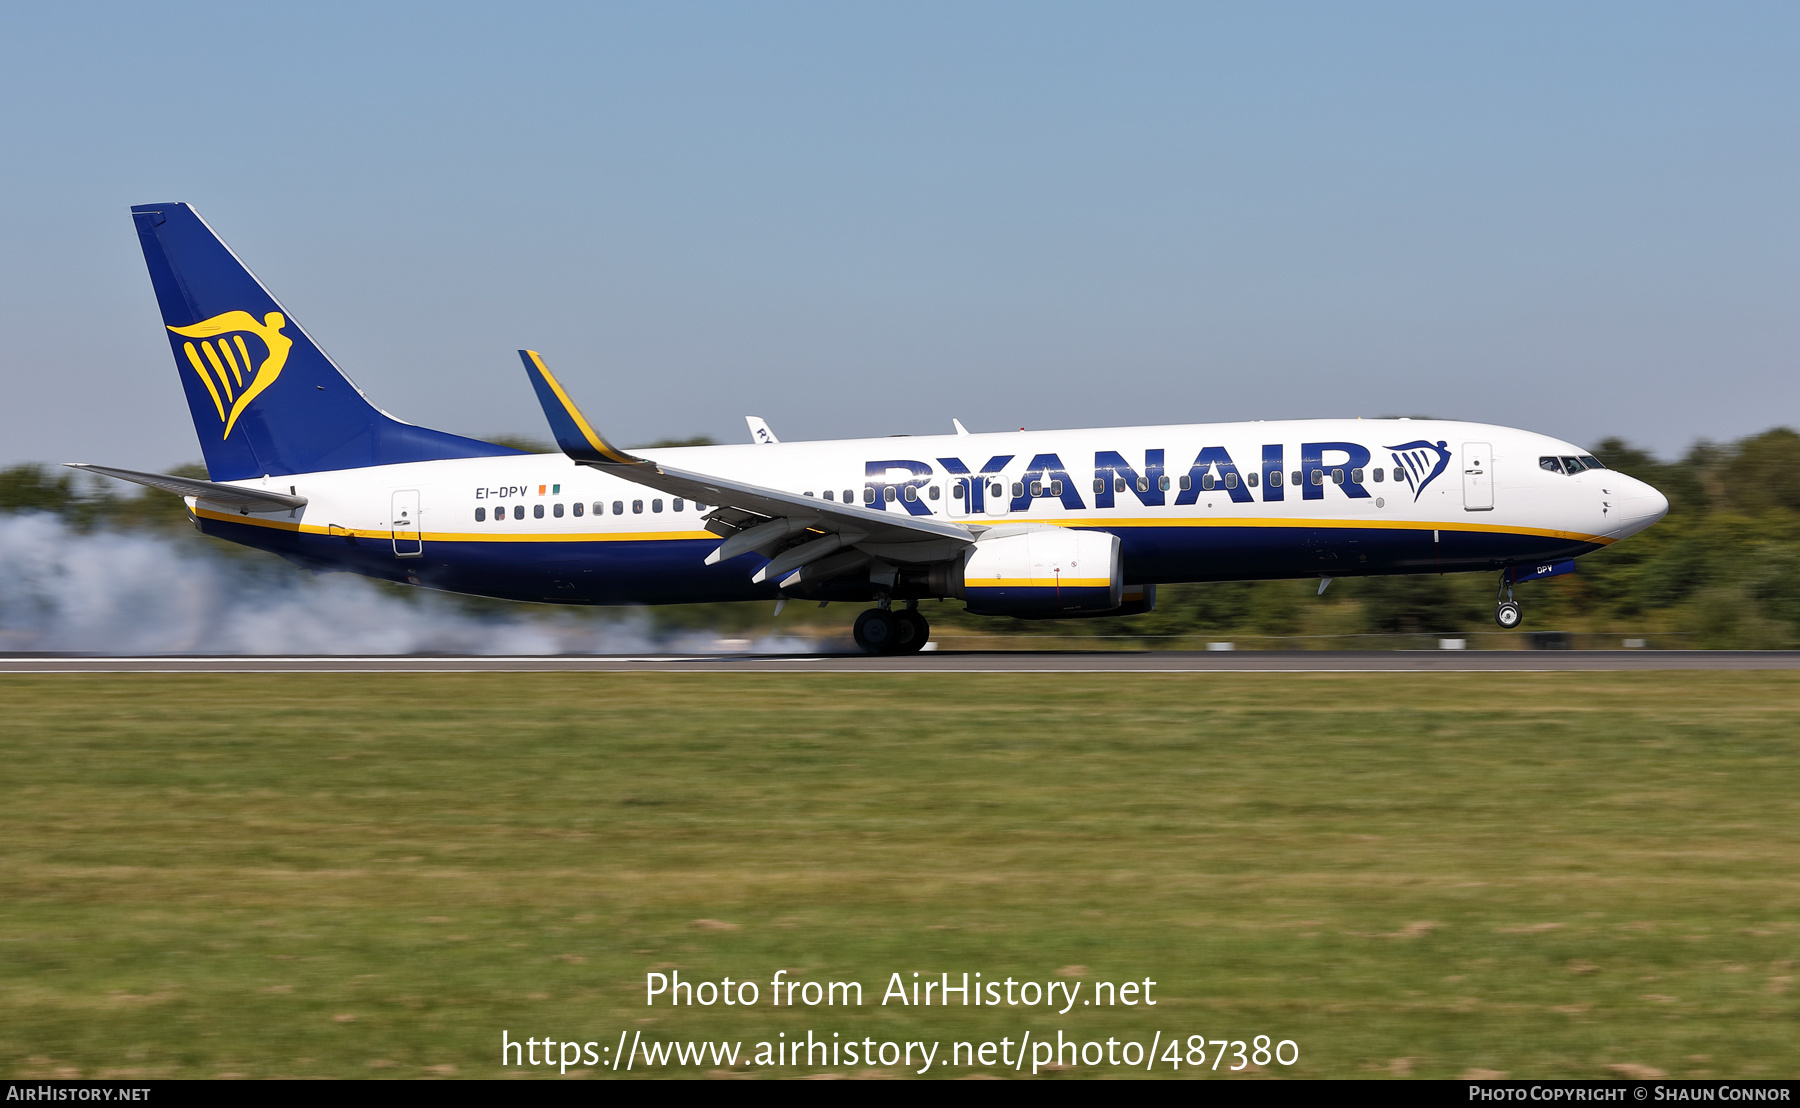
[131,203,521,480]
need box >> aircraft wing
[65,463,308,512]
[520,351,973,585]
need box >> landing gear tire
[893,609,930,653]
[1495,601,1523,629]
[853,609,900,654]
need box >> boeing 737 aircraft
[74,203,1669,653]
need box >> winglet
[519,350,641,465]
[746,415,780,444]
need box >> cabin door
[391,489,423,556]
[1462,443,1494,511]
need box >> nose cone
[1611,474,1669,539]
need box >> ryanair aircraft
[76,203,1669,653]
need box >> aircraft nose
[1612,475,1668,536]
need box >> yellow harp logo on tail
[168,311,293,439]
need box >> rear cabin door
[391,489,423,556]
[1462,443,1494,511]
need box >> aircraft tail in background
[130,203,519,481]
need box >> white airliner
[75,203,1668,653]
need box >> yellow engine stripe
[965,578,1114,589]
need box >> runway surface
[3,650,1798,673]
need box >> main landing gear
[853,602,930,655]
[1495,570,1523,629]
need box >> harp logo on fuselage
[168,311,293,439]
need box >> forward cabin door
[1462,443,1494,511]
[391,489,423,556]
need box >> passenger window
[1580,456,1604,470]
[1029,481,1042,497]
[652,499,663,512]
[553,503,564,518]
[1268,471,1281,488]
[632,500,643,514]
[1373,468,1383,482]
[904,485,918,502]
[612,501,624,515]
[1540,456,1563,474]
[864,487,875,505]
[804,491,814,498]
[475,507,486,522]
[533,504,544,519]
[514,504,524,518]
[1292,471,1302,486]
[1093,478,1106,494]
[1011,481,1024,498]
[1332,468,1344,485]
[573,502,583,517]
[1247,472,1258,488]
[823,489,834,501]
[1350,468,1363,483]
[1201,473,1215,491]
[1225,472,1238,489]
[884,487,896,503]
[929,485,940,500]
[1311,470,1324,485]
[673,498,684,512]
[696,502,708,511]
[1051,480,1063,496]
[1158,476,1170,492]
[953,482,965,500]
[1178,475,1191,491]
[842,491,852,504]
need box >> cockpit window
[1579,455,1604,470]
[1540,456,1564,474]
[1560,456,1583,473]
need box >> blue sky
[1,2,1795,467]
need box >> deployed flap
[746,416,780,444]
[519,350,973,554]
[67,463,308,511]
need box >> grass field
[1,673,1796,1080]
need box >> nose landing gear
[852,602,930,654]
[1495,570,1523,629]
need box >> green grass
[1,673,1796,1080]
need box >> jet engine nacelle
[948,527,1123,618]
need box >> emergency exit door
[1462,443,1493,511]
[391,489,422,556]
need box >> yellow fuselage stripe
[194,506,1611,547]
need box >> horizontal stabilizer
[66,463,307,512]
